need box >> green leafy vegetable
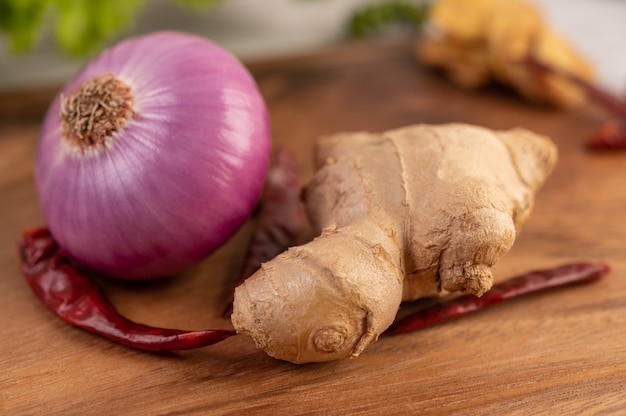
[0,0,48,52]
[0,0,223,56]
[349,1,429,38]
[54,0,143,56]
[173,0,222,8]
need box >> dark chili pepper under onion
[19,227,236,351]
[222,147,306,317]
[382,262,611,337]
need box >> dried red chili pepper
[382,262,610,336]
[19,227,236,351]
[526,55,626,150]
[223,147,306,317]
[588,119,626,150]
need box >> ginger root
[231,123,557,363]
[418,0,594,107]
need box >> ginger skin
[232,124,557,363]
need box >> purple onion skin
[36,31,271,279]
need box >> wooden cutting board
[1,37,625,415]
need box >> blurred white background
[0,0,625,93]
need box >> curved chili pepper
[383,262,611,336]
[526,54,626,150]
[19,227,236,351]
[222,147,306,317]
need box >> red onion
[35,31,271,279]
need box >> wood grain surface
[1,37,625,416]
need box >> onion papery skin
[36,31,271,279]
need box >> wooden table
[2,37,625,415]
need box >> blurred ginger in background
[418,0,594,107]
